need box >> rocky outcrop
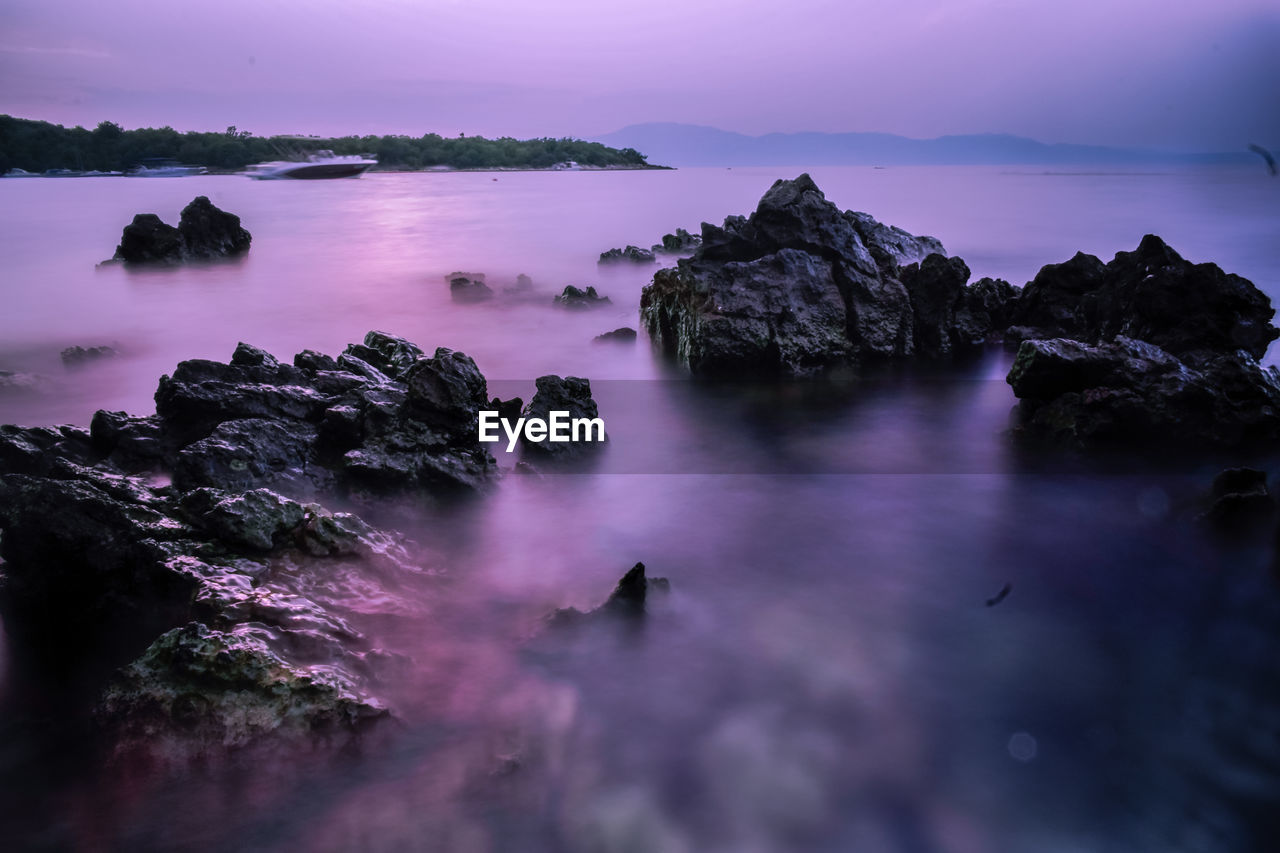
[640,174,1006,375]
[1006,336,1280,448]
[599,245,656,264]
[1006,235,1277,360]
[447,272,494,303]
[547,563,670,630]
[61,344,119,366]
[652,228,702,255]
[593,327,637,344]
[519,375,606,458]
[1004,237,1280,448]
[112,196,251,265]
[553,285,612,310]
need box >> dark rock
[1008,236,1277,361]
[520,375,606,457]
[447,272,494,303]
[345,331,425,380]
[488,396,524,423]
[900,254,978,358]
[230,342,278,368]
[547,563,670,629]
[963,277,1019,338]
[89,410,170,470]
[640,174,955,375]
[61,345,119,367]
[1200,468,1276,535]
[599,245,656,264]
[114,214,184,264]
[172,418,328,496]
[177,196,252,260]
[112,198,251,265]
[651,228,702,255]
[554,285,612,310]
[1006,336,1280,447]
[593,327,638,344]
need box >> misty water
[2,166,1280,851]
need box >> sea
[1,165,1279,851]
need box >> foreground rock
[547,563,670,630]
[640,174,1007,375]
[599,245,656,264]
[0,452,409,757]
[112,196,251,265]
[553,285,612,310]
[1006,336,1280,448]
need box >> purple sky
[3,0,1278,149]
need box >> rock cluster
[112,196,251,265]
[447,271,494,303]
[554,285,612,310]
[652,228,702,255]
[599,245,656,264]
[1005,237,1280,448]
[639,174,1006,375]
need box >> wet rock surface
[639,174,1006,375]
[553,285,612,310]
[112,196,251,265]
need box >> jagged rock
[651,228,702,255]
[1006,336,1280,447]
[547,563,670,629]
[520,375,605,458]
[112,197,250,265]
[593,327,637,344]
[114,214,184,264]
[61,345,119,367]
[553,285,612,310]
[1199,468,1276,535]
[447,272,494,303]
[1007,236,1277,360]
[964,277,1019,337]
[599,245,656,264]
[177,196,252,260]
[488,396,524,423]
[641,174,961,375]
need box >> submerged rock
[1006,336,1280,448]
[61,345,119,367]
[0,370,44,394]
[547,563,670,629]
[553,285,612,310]
[112,196,251,265]
[447,271,494,303]
[599,245,656,264]
[640,174,999,375]
[1199,468,1276,535]
[593,327,638,344]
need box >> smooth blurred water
[2,166,1280,852]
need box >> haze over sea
[1,165,1279,850]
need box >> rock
[593,327,638,344]
[599,245,656,264]
[61,345,119,367]
[1200,468,1276,535]
[640,174,958,376]
[177,196,252,260]
[488,396,524,423]
[553,285,612,310]
[112,198,251,265]
[520,375,605,457]
[963,277,1020,338]
[89,410,171,470]
[651,228,702,255]
[1008,236,1277,361]
[899,254,987,358]
[547,563,670,629]
[447,272,494,303]
[114,214,184,264]
[1006,336,1280,448]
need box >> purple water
[2,166,1279,851]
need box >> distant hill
[593,123,1253,167]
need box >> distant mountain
[595,123,1251,167]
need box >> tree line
[0,115,655,173]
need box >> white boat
[125,159,207,177]
[245,150,377,180]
